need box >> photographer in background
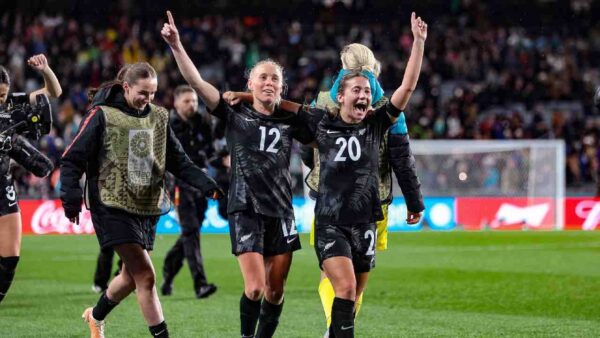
[0,54,61,305]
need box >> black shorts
[91,205,159,251]
[0,183,19,217]
[314,222,376,274]
[228,207,301,257]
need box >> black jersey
[299,104,396,225]
[210,98,311,218]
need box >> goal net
[397,140,566,229]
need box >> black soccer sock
[92,292,120,320]
[255,299,284,338]
[0,256,19,304]
[331,297,355,338]
[240,292,261,337]
[149,321,169,337]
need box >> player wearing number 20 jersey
[299,99,398,271]
[210,97,312,255]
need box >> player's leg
[238,252,266,337]
[313,215,337,329]
[255,216,300,337]
[316,223,356,337]
[255,252,292,338]
[0,212,21,304]
[351,206,386,318]
[229,209,267,337]
[347,221,377,333]
[115,243,169,337]
[83,247,136,338]
[322,256,356,338]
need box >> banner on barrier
[456,197,555,230]
[21,197,600,234]
[20,197,456,234]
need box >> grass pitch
[1,231,599,337]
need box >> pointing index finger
[167,10,175,26]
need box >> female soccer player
[0,54,60,305]
[309,38,426,337]
[60,62,222,338]
[162,11,312,338]
[225,14,427,336]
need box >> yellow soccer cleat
[82,307,105,338]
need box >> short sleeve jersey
[299,104,396,225]
[210,98,312,218]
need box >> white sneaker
[82,307,105,338]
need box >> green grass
[2,232,600,337]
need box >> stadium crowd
[1,0,599,198]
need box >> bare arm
[390,12,427,112]
[223,91,302,113]
[161,11,220,110]
[27,54,62,103]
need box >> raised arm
[390,12,427,111]
[161,11,220,110]
[27,54,62,103]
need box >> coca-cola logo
[575,200,600,231]
[31,201,95,234]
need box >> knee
[244,282,265,301]
[132,268,156,290]
[264,285,284,304]
[333,280,356,300]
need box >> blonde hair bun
[340,43,381,78]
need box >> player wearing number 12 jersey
[162,10,311,338]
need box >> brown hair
[336,70,369,97]
[88,62,157,102]
[174,84,195,99]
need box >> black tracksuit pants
[162,187,209,290]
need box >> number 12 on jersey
[259,126,280,153]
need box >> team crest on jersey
[359,128,366,135]
[128,129,154,186]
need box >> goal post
[399,140,566,229]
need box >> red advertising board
[456,197,555,230]
[20,200,94,234]
[564,197,600,230]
